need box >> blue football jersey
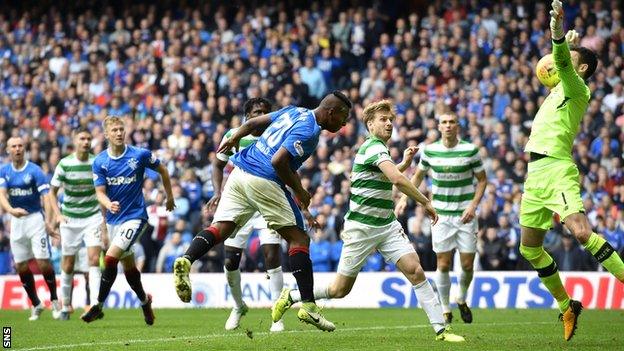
[0,161,49,214]
[93,145,160,224]
[231,106,321,184]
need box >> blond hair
[362,100,396,130]
[102,115,124,130]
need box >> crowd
[1,0,623,275]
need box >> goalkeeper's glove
[550,0,565,40]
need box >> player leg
[431,217,455,323]
[84,215,104,313]
[521,158,582,341]
[273,220,375,329]
[120,252,154,325]
[222,222,251,331]
[258,224,285,332]
[59,220,81,319]
[175,168,254,303]
[59,255,75,319]
[456,217,478,324]
[82,219,150,323]
[565,213,624,281]
[30,214,61,319]
[248,174,333,331]
[10,218,43,321]
[380,221,464,342]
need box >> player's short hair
[102,116,124,130]
[243,98,272,116]
[438,112,458,122]
[362,100,396,131]
[73,126,92,137]
[571,47,598,79]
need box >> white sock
[225,268,244,309]
[266,266,283,302]
[458,269,473,304]
[435,270,451,313]
[60,271,73,310]
[413,280,446,334]
[88,266,101,307]
[290,284,330,303]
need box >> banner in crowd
[1,271,623,310]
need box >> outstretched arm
[217,115,273,154]
[550,0,589,98]
[379,160,438,225]
[157,163,175,211]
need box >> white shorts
[224,212,282,249]
[10,212,49,263]
[431,215,478,253]
[74,246,89,272]
[107,219,149,258]
[60,213,103,256]
[214,168,305,232]
[337,220,415,277]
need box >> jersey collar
[107,145,128,160]
[11,160,29,172]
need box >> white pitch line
[20,321,552,350]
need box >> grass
[3,307,624,350]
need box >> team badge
[127,158,138,170]
[23,174,32,184]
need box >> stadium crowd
[0,0,623,275]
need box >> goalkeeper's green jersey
[524,39,591,161]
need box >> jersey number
[265,115,293,148]
[122,228,134,240]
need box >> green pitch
[4,308,624,350]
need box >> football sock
[19,270,41,306]
[225,268,244,309]
[584,233,624,282]
[89,266,102,307]
[458,269,474,303]
[97,255,119,305]
[413,280,446,334]
[42,266,58,301]
[124,267,147,303]
[520,244,570,312]
[290,284,330,302]
[435,269,451,313]
[60,270,73,309]
[184,227,221,263]
[288,247,314,302]
[267,266,284,302]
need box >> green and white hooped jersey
[216,128,259,162]
[50,154,100,218]
[418,140,483,216]
[346,136,395,227]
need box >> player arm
[212,135,230,196]
[95,185,114,211]
[379,160,429,206]
[552,39,587,97]
[0,188,17,215]
[226,115,273,145]
[471,170,487,208]
[48,186,63,221]
[156,163,174,202]
[272,147,308,202]
[398,159,427,204]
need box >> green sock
[521,245,570,312]
[584,233,624,282]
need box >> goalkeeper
[520,0,624,342]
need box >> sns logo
[106,174,137,186]
[293,140,304,156]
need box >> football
[536,53,561,88]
